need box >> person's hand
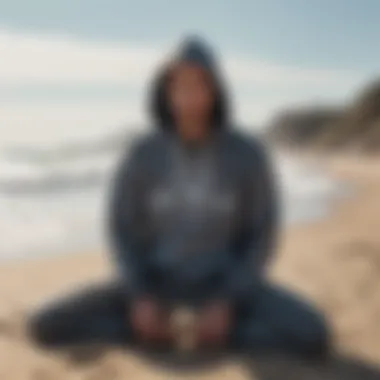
[197,300,232,348]
[130,297,171,344]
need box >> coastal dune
[0,156,379,379]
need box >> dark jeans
[28,281,330,357]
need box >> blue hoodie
[108,37,279,306]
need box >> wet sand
[0,156,379,379]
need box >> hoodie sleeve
[224,139,280,301]
[108,139,150,298]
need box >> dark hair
[148,64,230,131]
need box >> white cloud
[0,29,162,85]
[0,28,363,89]
[0,27,371,144]
[0,102,145,146]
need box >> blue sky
[0,0,379,145]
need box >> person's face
[166,63,215,140]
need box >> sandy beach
[0,156,379,380]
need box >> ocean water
[0,136,346,262]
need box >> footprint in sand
[31,368,56,380]
[0,316,15,339]
[0,306,27,341]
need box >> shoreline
[0,155,379,378]
[0,151,346,264]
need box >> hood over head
[149,36,231,131]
